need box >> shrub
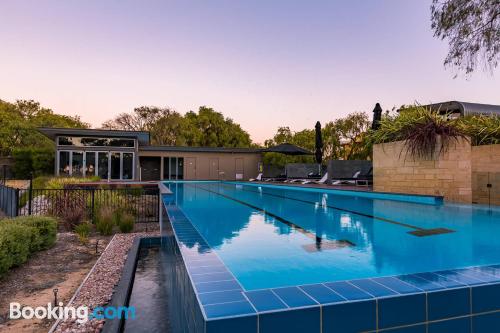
[45,176,101,190]
[118,212,135,233]
[13,216,57,250]
[371,105,467,159]
[12,147,54,179]
[12,148,33,179]
[96,207,114,236]
[50,191,87,230]
[31,148,55,176]
[112,209,123,226]
[75,223,91,244]
[459,115,500,146]
[125,187,144,197]
[0,223,33,277]
[0,216,57,278]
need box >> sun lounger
[302,173,329,185]
[249,173,262,182]
[331,168,372,186]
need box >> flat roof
[38,128,151,146]
[140,145,262,154]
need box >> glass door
[72,152,84,177]
[122,153,134,180]
[85,152,96,177]
[58,151,71,176]
[163,157,184,180]
[98,152,109,180]
[110,152,121,180]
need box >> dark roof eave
[140,145,262,154]
[38,127,151,146]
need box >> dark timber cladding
[38,128,263,181]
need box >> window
[98,152,109,179]
[122,153,134,180]
[58,136,135,148]
[58,150,133,180]
[170,157,177,179]
[59,151,70,176]
[177,158,184,180]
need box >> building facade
[39,128,262,181]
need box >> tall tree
[323,112,371,161]
[0,99,88,155]
[183,106,252,147]
[431,0,500,74]
[102,105,252,147]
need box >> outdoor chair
[249,173,263,182]
[302,172,328,185]
[331,168,372,186]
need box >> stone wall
[471,144,500,205]
[373,138,472,203]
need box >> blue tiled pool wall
[162,194,500,333]
[158,233,205,333]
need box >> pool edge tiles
[227,181,443,205]
[161,194,500,333]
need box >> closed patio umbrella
[372,103,383,130]
[315,121,323,164]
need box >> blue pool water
[163,181,500,291]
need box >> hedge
[12,147,55,179]
[0,216,57,277]
[12,216,57,250]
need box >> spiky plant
[458,115,500,146]
[372,105,467,159]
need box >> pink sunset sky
[0,0,498,144]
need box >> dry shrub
[50,190,88,230]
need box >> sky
[0,1,499,144]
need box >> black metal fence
[1,183,160,223]
[0,184,19,217]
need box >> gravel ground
[53,232,159,333]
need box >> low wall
[471,144,500,205]
[373,138,472,203]
[285,163,322,178]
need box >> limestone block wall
[471,144,500,205]
[373,138,472,203]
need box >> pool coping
[227,181,444,205]
[101,236,141,333]
[161,184,500,332]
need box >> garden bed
[0,233,110,333]
[53,232,159,333]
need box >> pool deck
[251,180,373,192]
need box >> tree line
[0,99,374,172]
[102,106,253,148]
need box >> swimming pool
[161,181,500,333]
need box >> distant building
[38,128,262,181]
[422,101,500,119]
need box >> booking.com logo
[9,302,136,323]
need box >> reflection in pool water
[164,182,500,290]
